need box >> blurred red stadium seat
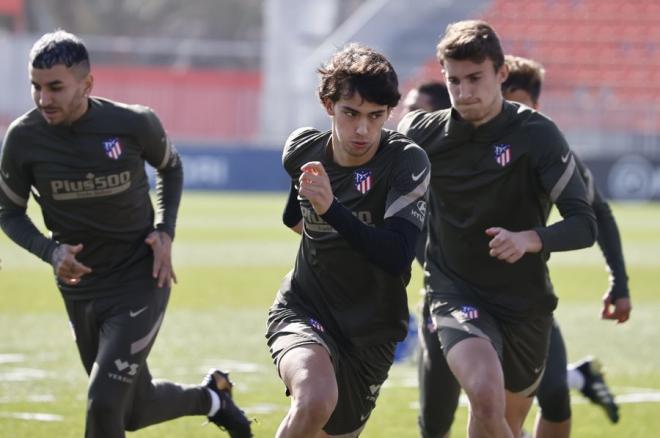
[92,66,261,143]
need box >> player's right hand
[51,243,92,285]
[298,161,334,215]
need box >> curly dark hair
[317,43,400,108]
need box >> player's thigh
[64,298,99,374]
[501,312,553,396]
[93,286,171,389]
[266,304,338,383]
[429,294,503,365]
[324,342,395,437]
[279,343,337,402]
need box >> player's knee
[87,393,123,423]
[538,384,571,422]
[290,390,337,426]
[465,383,503,420]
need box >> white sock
[207,388,221,417]
[566,366,585,391]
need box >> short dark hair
[436,20,504,72]
[29,30,90,75]
[502,55,545,106]
[317,43,400,108]
[416,81,451,111]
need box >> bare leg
[446,337,513,438]
[276,344,337,438]
[533,417,570,438]
[505,390,534,438]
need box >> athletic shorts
[266,302,395,436]
[426,270,552,396]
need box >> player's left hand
[298,161,334,215]
[601,294,631,324]
[485,227,542,263]
[145,230,177,288]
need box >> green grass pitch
[1,192,659,437]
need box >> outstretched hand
[601,294,631,324]
[145,230,177,288]
[51,243,92,285]
[298,162,334,215]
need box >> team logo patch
[103,138,123,160]
[451,305,480,323]
[426,316,437,333]
[493,144,511,167]
[309,318,325,333]
[353,169,373,194]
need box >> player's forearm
[0,206,58,263]
[537,196,597,252]
[154,162,183,239]
[283,181,303,228]
[593,201,629,299]
[320,199,418,275]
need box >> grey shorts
[266,303,395,436]
[425,270,552,396]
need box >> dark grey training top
[0,97,183,299]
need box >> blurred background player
[403,81,452,116]
[502,54,631,438]
[0,30,251,438]
[399,20,598,437]
[402,81,451,266]
[266,43,430,437]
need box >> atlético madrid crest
[103,138,123,160]
[493,143,511,167]
[353,169,372,194]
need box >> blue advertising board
[148,147,289,192]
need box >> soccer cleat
[202,369,253,437]
[575,358,620,423]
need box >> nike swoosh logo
[360,413,370,422]
[561,152,571,163]
[412,167,427,182]
[0,168,9,179]
[129,306,148,318]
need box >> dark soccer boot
[202,369,253,437]
[575,358,620,423]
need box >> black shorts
[426,271,552,396]
[266,302,395,436]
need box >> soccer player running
[502,54,631,438]
[0,31,251,438]
[408,57,632,438]
[266,43,430,437]
[398,20,597,438]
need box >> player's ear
[83,73,94,98]
[497,63,509,85]
[85,73,94,97]
[323,98,335,116]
